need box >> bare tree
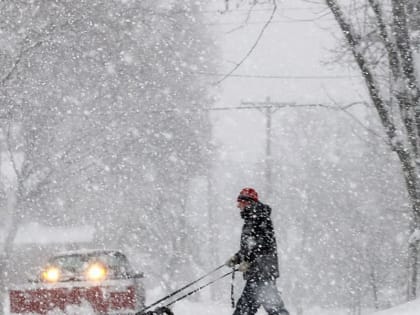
[324,0,420,299]
[0,0,216,305]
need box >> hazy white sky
[212,0,367,103]
[207,0,369,163]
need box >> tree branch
[325,0,397,143]
[0,41,42,87]
[5,120,20,179]
[225,1,258,34]
[213,1,277,85]
[367,0,400,78]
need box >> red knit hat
[237,187,258,202]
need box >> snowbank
[173,300,347,315]
[373,298,420,315]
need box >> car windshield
[48,251,132,279]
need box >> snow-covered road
[172,300,348,315]
[172,299,420,315]
[3,290,419,315]
[372,298,420,315]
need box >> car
[8,249,145,314]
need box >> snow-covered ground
[146,286,348,315]
[0,291,351,315]
[3,288,420,315]
[174,298,420,315]
[372,298,420,315]
[172,300,347,315]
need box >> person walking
[226,187,289,315]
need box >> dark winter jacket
[233,201,280,281]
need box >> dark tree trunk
[326,0,420,300]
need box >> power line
[0,102,367,118]
[204,18,334,25]
[214,3,278,85]
[199,7,326,14]
[195,71,361,80]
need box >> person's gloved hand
[225,255,238,267]
[238,261,250,272]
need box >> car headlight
[85,262,108,281]
[41,266,61,283]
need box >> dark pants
[233,279,289,315]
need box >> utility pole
[204,98,292,297]
[209,99,355,200]
[240,97,295,201]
